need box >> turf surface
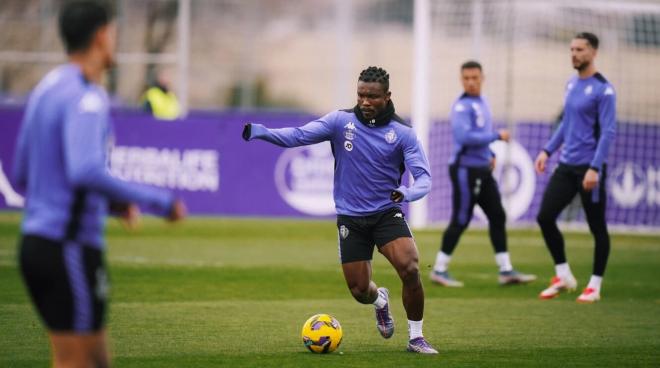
[1,212,659,367]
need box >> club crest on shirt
[339,225,349,239]
[385,129,397,144]
[344,140,353,152]
[584,85,593,95]
[344,121,356,140]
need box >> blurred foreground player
[535,32,616,303]
[430,61,536,287]
[243,66,437,354]
[13,2,186,366]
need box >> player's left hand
[390,190,404,203]
[490,157,496,171]
[582,169,599,191]
[242,123,252,141]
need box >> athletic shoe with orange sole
[576,287,601,303]
[539,275,577,299]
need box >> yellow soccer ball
[301,314,343,354]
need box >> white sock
[495,252,513,272]
[555,263,573,279]
[434,252,451,272]
[408,319,424,340]
[373,290,386,309]
[587,275,603,292]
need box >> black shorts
[336,207,413,264]
[448,164,505,226]
[19,235,108,332]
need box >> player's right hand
[118,203,141,230]
[498,129,510,142]
[535,151,548,174]
[242,123,252,141]
[167,199,187,222]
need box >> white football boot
[539,275,577,299]
[576,288,601,303]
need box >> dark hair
[575,32,599,49]
[461,60,482,71]
[59,1,113,53]
[358,66,390,92]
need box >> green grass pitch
[1,212,659,367]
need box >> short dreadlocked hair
[358,66,390,92]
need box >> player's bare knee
[348,283,371,302]
[398,262,420,285]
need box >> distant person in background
[430,61,536,288]
[535,32,616,303]
[141,68,180,120]
[13,2,186,367]
[243,66,438,354]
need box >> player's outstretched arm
[392,131,432,203]
[63,93,181,219]
[242,112,337,147]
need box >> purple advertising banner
[0,107,339,217]
[1,106,659,227]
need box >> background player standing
[430,61,536,288]
[243,66,438,354]
[13,2,186,367]
[535,32,616,303]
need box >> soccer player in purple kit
[243,66,438,354]
[13,1,186,366]
[535,32,616,303]
[430,61,536,288]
